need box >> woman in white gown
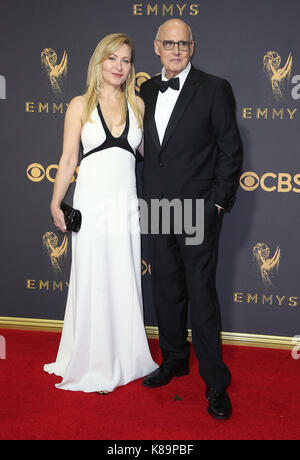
[44,33,158,393]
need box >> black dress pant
[147,198,231,391]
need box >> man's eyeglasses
[156,40,191,51]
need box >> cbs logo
[27,163,79,183]
[135,71,161,92]
[240,171,300,193]
[141,259,151,276]
[135,72,151,92]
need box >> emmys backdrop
[0,0,299,343]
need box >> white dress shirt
[155,62,191,145]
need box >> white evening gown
[44,102,158,392]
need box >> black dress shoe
[142,360,189,388]
[206,387,232,420]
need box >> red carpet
[0,328,299,440]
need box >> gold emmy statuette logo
[41,48,68,94]
[135,72,151,92]
[263,51,293,99]
[43,232,68,273]
[253,243,280,286]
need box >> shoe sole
[207,407,232,420]
[142,369,189,388]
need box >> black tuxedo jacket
[140,66,243,211]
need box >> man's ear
[188,41,195,59]
[154,40,160,57]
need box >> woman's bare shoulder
[68,94,85,110]
[65,95,85,122]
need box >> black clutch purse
[60,201,82,232]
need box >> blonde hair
[83,33,142,128]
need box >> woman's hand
[51,205,67,233]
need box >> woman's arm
[51,95,84,232]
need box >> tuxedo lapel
[145,76,161,150]
[161,67,201,151]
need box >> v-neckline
[97,102,128,140]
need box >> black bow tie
[156,77,180,93]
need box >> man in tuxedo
[140,19,243,419]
